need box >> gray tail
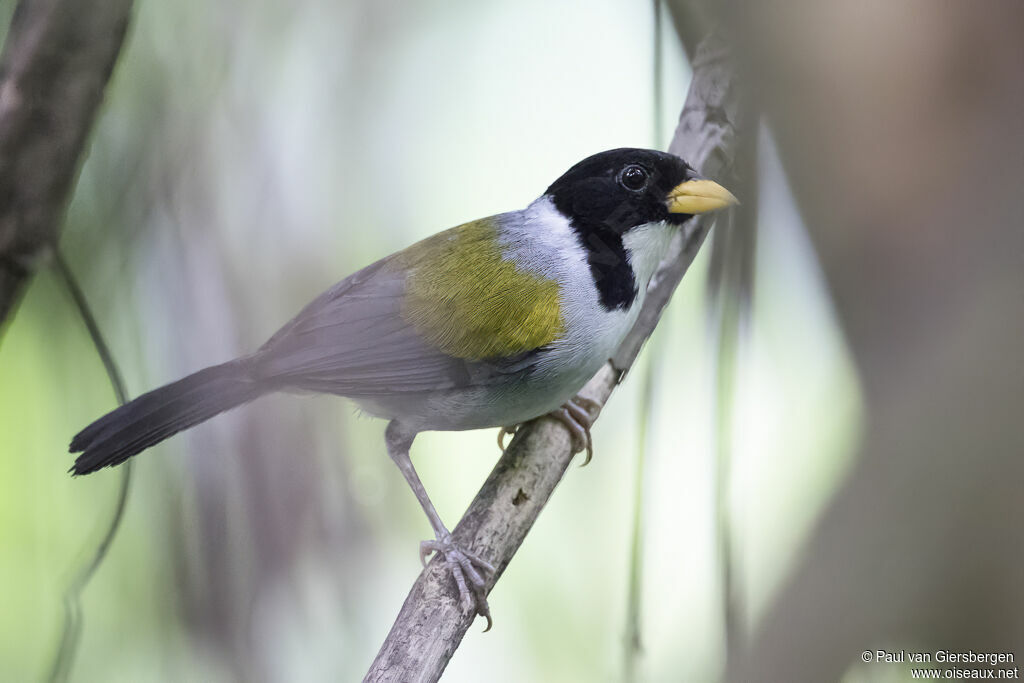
[70,359,266,475]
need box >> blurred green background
[0,0,857,680]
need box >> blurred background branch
[663,0,708,62]
[719,2,1024,680]
[706,103,758,663]
[368,27,742,683]
[0,0,134,330]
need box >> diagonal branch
[0,0,134,331]
[365,31,741,683]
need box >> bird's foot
[548,395,600,466]
[497,424,518,452]
[420,534,496,630]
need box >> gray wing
[254,258,538,397]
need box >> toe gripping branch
[498,395,602,466]
[420,535,496,630]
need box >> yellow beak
[666,178,739,215]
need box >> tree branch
[365,30,741,683]
[614,32,739,371]
[0,0,134,330]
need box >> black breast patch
[572,221,637,311]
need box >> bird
[69,148,736,626]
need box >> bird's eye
[619,165,649,192]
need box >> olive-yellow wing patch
[394,218,564,361]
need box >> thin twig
[47,251,133,683]
[365,30,741,683]
[51,252,129,406]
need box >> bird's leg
[548,395,601,466]
[385,421,495,629]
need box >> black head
[545,148,698,234]
[543,148,716,312]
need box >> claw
[563,401,594,466]
[478,599,494,632]
[419,535,495,628]
[548,396,599,466]
[419,540,434,568]
[497,425,518,452]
